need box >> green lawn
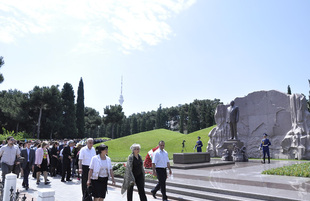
[98,126,215,162]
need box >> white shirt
[152,149,169,168]
[89,155,112,179]
[79,146,96,166]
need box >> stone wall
[207,90,310,159]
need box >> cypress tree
[287,85,292,95]
[61,83,77,138]
[179,108,184,134]
[76,78,85,138]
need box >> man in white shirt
[78,138,96,198]
[151,141,172,201]
[0,136,21,184]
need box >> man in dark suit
[61,140,74,182]
[20,141,35,190]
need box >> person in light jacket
[121,143,147,201]
[35,141,50,185]
[87,144,115,201]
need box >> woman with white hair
[121,143,147,201]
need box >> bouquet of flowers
[143,146,159,168]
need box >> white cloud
[0,0,196,53]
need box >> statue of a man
[226,101,239,140]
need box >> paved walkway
[169,159,310,201]
[2,159,310,200]
[14,175,164,201]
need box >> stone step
[113,177,300,201]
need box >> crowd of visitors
[0,136,172,201]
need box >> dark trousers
[22,163,31,187]
[152,168,167,200]
[127,173,147,201]
[1,162,14,184]
[82,165,90,197]
[62,161,71,180]
[263,149,270,163]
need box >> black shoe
[45,181,50,185]
[66,179,72,182]
[151,191,156,199]
[25,186,29,190]
[61,180,66,182]
[36,182,40,185]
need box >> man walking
[151,141,172,201]
[20,141,35,190]
[78,138,96,198]
[0,136,21,185]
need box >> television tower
[119,76,124,106]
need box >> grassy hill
[98,126,216,162]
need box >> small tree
[287,85,292,95]
[308,80,310,112]
[179,108,184,134]
[76,78,85,138]
[103,105,124,139]
[61,83,77,139]
[0,56,4,84]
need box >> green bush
[0,128,32,141]
[262,162,310,177]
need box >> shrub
[262,162,310,177]
[0,128,32,141]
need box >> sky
[0,0,310,116]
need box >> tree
[179,108,184,133]
[44,85,63,139]
[29,86,49,139]
[156,104,162,129]
[187,103,200,133]
[0,90,29,132]
[61,83,77,139]
[308,80,310,112]
[103,105,124,139]
[76,78,85,138]
[84,107,101,138]
[131,115,138,134]
[287,85,292,95]
[0,56,4,84]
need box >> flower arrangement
[144,146,159,168]
[112,163,157,180]
[113,163,126,177]
[145,171,157,180]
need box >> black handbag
[83,186,93,201]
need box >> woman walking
[122,143,147,201]
[87,144,115,201]
[35,141,50,185]
[50,141,59,177]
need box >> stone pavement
[13,175,168,201]
[2,159,310,201]
[168,159,310,200]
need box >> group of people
[0,137,87,190]
[122,140,172,201]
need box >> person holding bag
[121,143,147,201]
[87,144,115,201]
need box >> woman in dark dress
[50,141,59,177]
[121,143,147,201]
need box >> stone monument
[207,90,310,160]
